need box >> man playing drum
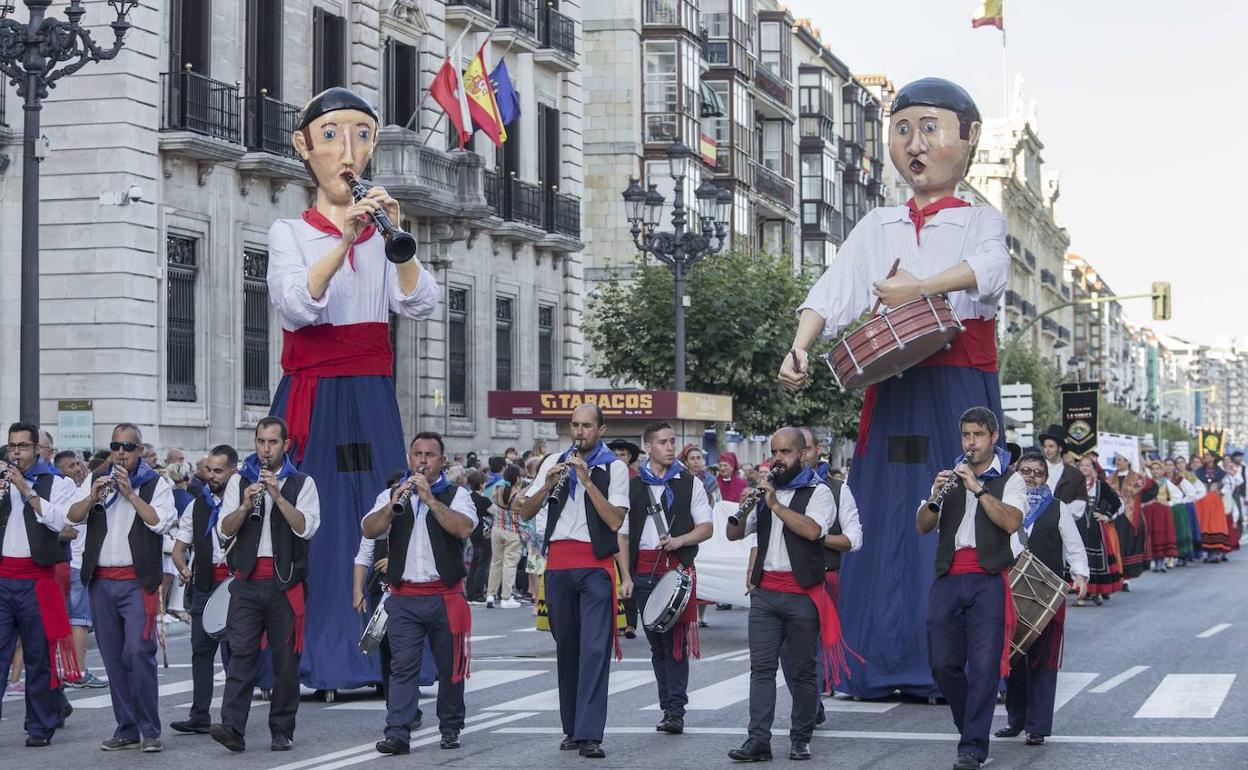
[778,78,1009,701]
[617,421,713,736]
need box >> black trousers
[633,573,689,718]
[221,578,300,738]
[747,588,819,745]
[188,580,232,725]
[466,537,492,601]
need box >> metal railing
[243,93,299,159]
[507,177,544,227]
[753,64,790,107]
[550,192,580,237]
[484,168,502,216]
[752,160,794,208]
[448,0,491,12]
[497,0,538,39]
[161,69,241,143]
[0,85,6,127]
[540,6,576,57]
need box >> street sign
[57,399,93,451]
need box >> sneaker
[467,599,487,607]
[6,681,25,695]
[161,613,182,625]
[141,738,163,753]
[79,671,109,689]
[100,737,141,751]
[499,598,521,609]
[486,597,495,608]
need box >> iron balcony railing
[507,177,545,227]
[243,93,299,159]
[753,64,790,108]
[161,69,241,143]
[550,191,580,237]
[540,6,576,58]
[497,0,538,39]
[448,0,491,12]
[484,168,502,216]
[752,160,794,208]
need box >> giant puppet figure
[779,79,1008,698]
[267,87,439,692]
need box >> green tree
[1097,398,1194,447]
[999,340,1062,431]
[584,250,862,437]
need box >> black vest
[385,486,466,587]
[1023,498,1064,577]
[227,473,310,590]
[1052,463,1088,505]
[81,468,163,591]
[823,479,844,572]
[934,470,1017,576]
[750,486,824,589]
[0,474,62,566]
[545,464,619,559]
[189,489,226,594]
[627,473,698,571]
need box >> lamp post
[621,140,730,391]
[3,0,138,423]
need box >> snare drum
[202,576,233,641]
[822,295,963,390]
[1008,550,1068,659]
[641,569,693,634]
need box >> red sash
[94,565,160,642]
[237,557,307,653]
[759,570,860,686]
[947,548,1016,677]
[280,322,393,461]
[0,558,81,687]
[635,549,700,661]
[391,579,473,682]
[212,564,232,582]
[547,540,623,661]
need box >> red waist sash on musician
[237,557,307,653]
[212,564,231,582]
[280,322,393,461]
[636,549,700,661]
[94,565,162,643]
[547,540,623,661]
[947,548,1016,678]
[759,570,858,686]
[391,579,473,682]
[0,558,80,686]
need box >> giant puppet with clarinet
[264,86,439,694]
[778,78,1009,698]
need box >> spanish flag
[463,43,506,146]
[972,0,1003,30]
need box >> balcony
[506,177,545,228]
[158,69,246,181]
[237,92,305,200]
[799,115,835,148]
[801,200,844,244]
[535,6,577,72]
[496,0,540,53]
[753,64,792,115]
[1022,301,1036,319]
[1059,325,1071,341]
[484,168,502,217]
[1040,268,1058,289]
[752,160,794,209]
[1061,284,1071,299]
[369,126,490,220]
[448,0,491,13]
[1042,317,1058,335]
[1023,249,1037,270]
[1005,289,1022,309]
[549,191,581,238]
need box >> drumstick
[870,258,902,316]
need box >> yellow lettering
[640,394,653,410]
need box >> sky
[792,0,1247,348]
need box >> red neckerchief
[906,196,971,243]
[301,207,376,271]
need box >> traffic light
[1151,281,1171,321]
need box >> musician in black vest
[0,422,78,747]
[516,403,629,759]
[1038,426,1088,508]
[617,421,713,736]
[996,452,1088,747]
[210,417,320,753]
[916,407,1026,770]
[363,432,477,756]
[169,444,238,734]
[725,428,838,763]
[67,422,178,753]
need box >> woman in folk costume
[1174,456,1205,561]
[1107,456,1148,586]
[1192,454,1232,562]
[1164,459,1195,566]
[1142,461,1178,572]
[267,87,440,693]
[778,78,1008,698]
[1076,455,1122,605]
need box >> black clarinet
[547,440,584,506]
[341,169,418,263]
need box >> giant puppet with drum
[778,78,1009,699]
[265,87,440,696]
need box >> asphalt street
[4,544,1247,769]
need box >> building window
[495,297,514,391]
[538,304,555,390]
[169,0,212,74]
[383,38,419,128]
[448,288,468,417]
[245,0,282,99]
[166,235,198,402]
[759,20,782,74]
[644,0,677,25]
[312,7,347,93]
[242,248,270,406]
[644,40,677,142]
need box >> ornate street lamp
[4,0,138,422]
[621,142,730,391]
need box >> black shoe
[411,711,423,731]
[209,724,246,753]
[1025,733,1046,745]
[440,731,460,750]
[271,734,293,751]
[728,739,773,762]
[815,708,826,726]
[579,740,605,758]
[624,627,636,639]
[994,724,1024,738]
[59,700,73,722]
[376,737,410,755]
[789,740,811,760]
[170,720,212,735]
[953,753,982,770]
[1122,582,1131,591]
[560,736,581,751]
[25,736,51,748]
[656,716,684,734]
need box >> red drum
[821,295,963,390]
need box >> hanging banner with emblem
[1197,428,1227,458]
[1060,382,1099,458]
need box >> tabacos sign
[487,390,732,422]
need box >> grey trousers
[747,588,819,745]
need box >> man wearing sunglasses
[0,422,79,747]
[68,423,177,753]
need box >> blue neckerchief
[239,453,297,484]
[22,460,56,484]
[100,460,158,511]
[814,461,831,482]
[562,441,618,501]
[200,483,224,538]
[974,446,1013,481]
[777,464,817,490]
[638,460,685,510]
[1023,484,1054,529]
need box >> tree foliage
[999,340,1062,431]
[1097,398,1193,446]
[584,250,862,437]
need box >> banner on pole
[1197,428,1227,458]
[1061,381,1099,458]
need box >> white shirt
[69,522,86,569]
[618,464,714,550]
[1045,460,1064,496]
[216,473,321,555]
[952,456,1028,549]
[1,474,75,559]
[354,535,376,568]
[1177,477,1202,502]
[743,484,836,572]
[1010,499,1091,579]
[829,482,864,553]
[267,218,439,331]
[362,485,477,584]
[520,453,630,543]
[174,486,228,564]
[798,205,1008,340]
[73,473,177,567]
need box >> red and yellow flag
[463,43,507,146]
[972,0,1003,30]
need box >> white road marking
[299,712,534,770]
[1196,623,1232,639]
[491,726,1248,744]
[174,695,271,710]
[265,712,508,770]
[1090,665,1150,693]
[994,672,1097,717]
[491,669,653,710]
[325,669,546,710]
[643,672,759,711]
[70,677,197,708]
[470,634,504,642]
[699,647,751,662]
[1135,674,1236,719]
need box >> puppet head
[293,87,381,205]
[888,78,981,200]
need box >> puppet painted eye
[357,128,371,141]
[896,123,910,136]
[922,120,938,133]
[322,128,337,141]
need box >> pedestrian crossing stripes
[992,672,1098,718]
[325,669,546,710]
[1196,623,1232,639]
[491,669,655,710]
[1134,674,1237,719]
[1090,666,1150,693]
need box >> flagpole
[405,18,495,133]
[420,23,504,148]
[1000,27,1008,120]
